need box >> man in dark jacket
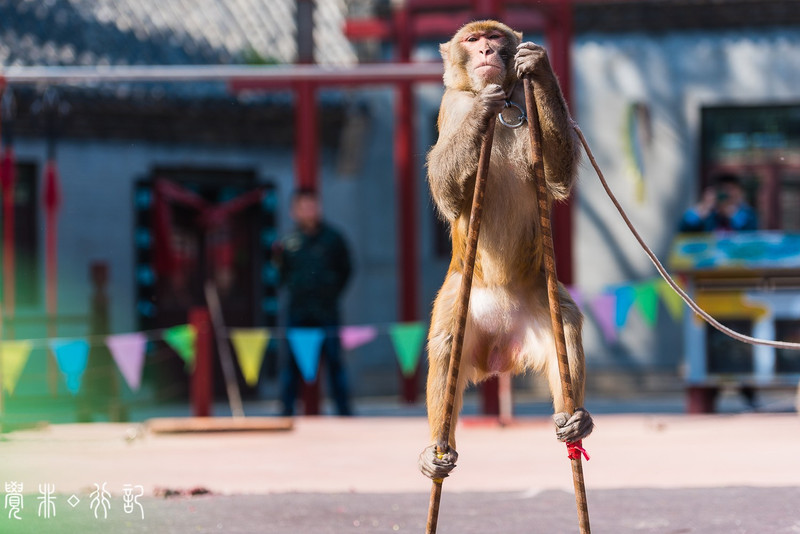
[277,188,353,416]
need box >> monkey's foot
[553,408,594,443]
[418,444,459,480]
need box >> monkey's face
[461,29,509,88]
[440,21,521,93]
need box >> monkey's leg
[419,274,473,480]
[545,284,594,443]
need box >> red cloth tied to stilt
[567,440,590,461]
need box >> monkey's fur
[419,20,594,481]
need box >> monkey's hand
[515,42,553,80]
[418,443,459,480]
[553,408,594,443]
[475,83,506,122]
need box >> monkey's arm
[515,43,580,200]
[427,86,505,221]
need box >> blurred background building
[1,0,799,418]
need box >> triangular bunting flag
[656,279,685,322]
[287,328,325,383]
[1,340,33,395]
[389,322,427,377]
[566,285,584,311]
[590,293,618,344]
[231,328,270,387]
[339,325,378,351]
[164,324,196,370]
[634,281,659,327]
[614,285,637,329]
[50,339,90,395]
[106,333,148,392]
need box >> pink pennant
[339,325,378,351]
[566,285,584,311]
[590,293,618,344]
[106,333,148,392]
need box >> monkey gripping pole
[425,117,496,534]
[523,77,591,534]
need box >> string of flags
[0,277,685,397]
[0,322,424,397]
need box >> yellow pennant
[231,329,270,387]
[1,340,34,395]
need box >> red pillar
[0,81,3,417]
[481,378,499,415]
[294,4,320,412]
[190,307,213,417]
[302,374,321,416]
[43,160,61,395]
[1,84,16,331]
[295,82,319,192]
[294,82,322,414]
[472,0,502,17]
[43,161,61,315]
[546,0,575,286]
[396,79,421,403]
[1,147,15,322]
[393,5,421,404]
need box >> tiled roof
[0,0,357,67]
[9,87,345,147]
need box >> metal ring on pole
[498,100,526,129]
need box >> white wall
[572,28,800,375]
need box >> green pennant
[164,324,197,370]
[389,322,427,377]
[634,280,659,327]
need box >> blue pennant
[287,328,325,383]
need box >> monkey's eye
[465,35,479,42]
[487,33,502,40]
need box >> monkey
[419,20,594,481]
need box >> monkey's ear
[439,42,451,61]
[439,42,457,88]
[514,31,523,42]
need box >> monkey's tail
[573,121,800,351]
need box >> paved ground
[2,487,800,533]
[0,391,799,533]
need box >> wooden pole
[204,280,245,419]
[425,118,496,534]
[523,77,591,534]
